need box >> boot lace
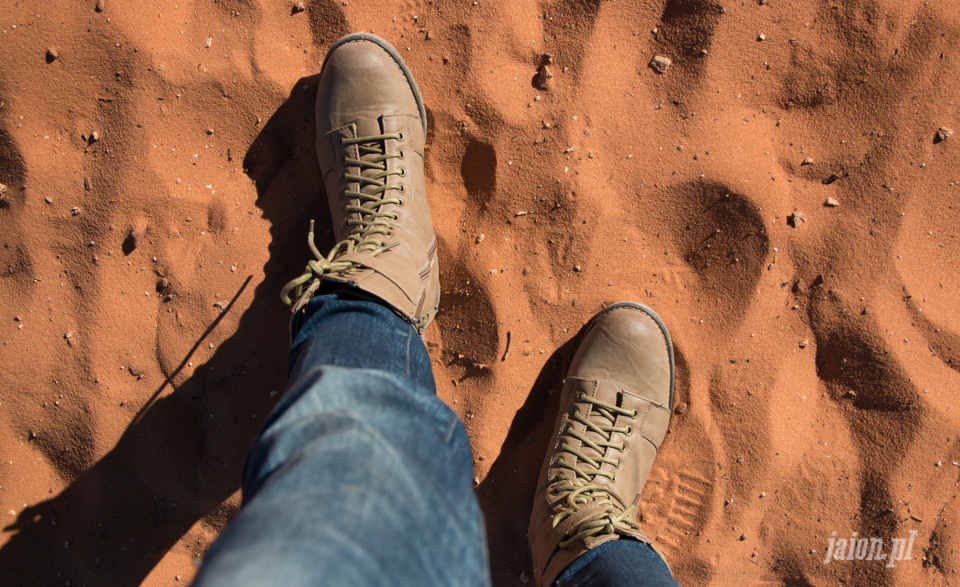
[281,132,405,307]
[549,390,642,547]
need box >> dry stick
[501,331,511,362]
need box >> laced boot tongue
[548,385,641,546]
[279,128,404,309]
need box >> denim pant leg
[194,292,491,587]
[554,540,680,587]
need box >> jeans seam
[404,325,412,380]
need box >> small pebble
[96,0,105,11]
[675,402,688,415]
[822,173,840,185]
[824,197,839,207]
[46,47,59,63]
[293,1,306,13]
[649,55,671,74]
[935,127,954,143]
[205,37,213,48]
[0,183,6,194]
[537,65,553,89]
[83,177,92,191]
[799,339,809,348]
[757,33,767,41]
[787,212,805,227]
[45,196,53,204]
[157,277,169,290]
[475,233,485,245]
[801,156,813,165]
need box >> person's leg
[194,291,490,587]
[553,540,679,587]
[528,302,680,587]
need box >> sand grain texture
[0,0,958,585]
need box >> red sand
[1,1,958,585]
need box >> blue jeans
[193,292,679,587]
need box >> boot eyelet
[631,409,638,418]
[398,150,406,159]
[396,132,405,141]
[398,184,405,192]
[338,137,346,146]
[397,198,405,207]
[391,213,399,221]
[625,426,632,434]
[399,167,406,176]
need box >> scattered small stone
[725,498,734,505]
[205,37,213,48]
[46,47,59,63]
[123,222,148,254]
[573,265,581,272]
[649,55,672,74]
[583,128,591,136]
[83,177,92,191]
[739,534,748,541]
[44,196,53,204]
[537,65,553,89]
[163,294,174,302]
[935,127,954,143]
[96,0,105,11]
[520,570,530,584]
[522,267,529,276]
[759,492,766,498]
[675,402,688,415]
[801,156,813,165]
[213,301,228,314]
[543,53,553,65]
[759,0,768,4]
[786,211,805,227]
[515,210,528,217]
[128,366,142,379]
[157,277,169,291]
[71,206,81,216]
[799,339,809,348]
[475,233,485,245]
[757,33,767,41]
[425,30,433,40]
[542,120,553,129]
[28,430,36,440]
[587,151,594,158]
[0,183,6,195]
[824,197,839,207]
[292,1,306,13]
[205,128,214,135]
[822,173,840,185]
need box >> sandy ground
[1,0,959,585]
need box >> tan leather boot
[281,33,440,334]
[528,302,676,586]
